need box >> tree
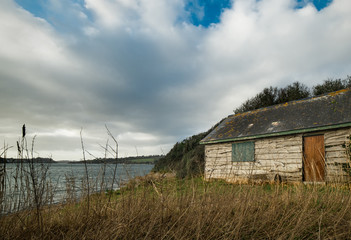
[313,78,345,96]
[234,87,278,114]
[312,76,351,96]
[234,82,310,114]
[234,76,351,114]
[277,82,310,103]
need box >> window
[232,141,255,162]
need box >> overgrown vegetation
[153,129,213,178]
[0,125,55,224]
[154,76,351,178]
[0,125,121,222]
[234,76,351,114]
[343,135,351,176]
[72,155,161,164]
[1,105,351,238]
[234,82,310,114]
[1,177,351,239]
[313,77,351,96]
[1,77,351,239]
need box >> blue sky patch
[295,0,333,10]
[15,0,47,19]
[15,0,333,29]
[185,0,232,27]
[14,0,93,33]
[185,0,333,27]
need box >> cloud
[0,0,351,160]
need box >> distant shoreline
[0,155,162,165]
[58,161,155,165]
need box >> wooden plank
[256,136,301,144]
[205,154,231,159]
[205,163,229,167]
[206,152,231,156]
[205,152,228,156]
[205,161,231,165]
[325,129,351,138]
[255,150,301,156]
[325,135,348,145]
[255,153,302,160]
[326,163,348,167]
[325,145,346,152]
[303,135,325,182]
[258,163,302,169]
[205,158,230,163]
[205,149,231,155]
[326,158,349,164]
[208,150,232,154]
[325,129,350,139]
[268,166,301,173]
[326,172,350,177]
[206,160,231,165]
[207,143,232,148]
[207,166,302,175]
[255,146,302,154]
[205,155,230,160]
[256,137,301,144]
[205,151,231,156]
[219,169,268,175]
[205,157,230,161]
[207,166,261,172]
[255,141,301,149]
[326,151,346,158]
[206,146,231,151]
[255,161,301,168]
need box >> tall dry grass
[1,176,351,239]
[1,129,351,239]
[0,125,120,236]
[0,125,55,222]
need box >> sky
[0,0,350,160]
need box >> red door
[303,135,325,182]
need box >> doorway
[303,135,325,182]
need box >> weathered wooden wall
[205,127,351,183]
[325,128,351,182]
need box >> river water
[0,162,154,214]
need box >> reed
[1,129,351,239]
[1,175,351,239]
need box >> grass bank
[1,175,351,239]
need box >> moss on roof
[201,88,351,144]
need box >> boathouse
[201,89,351,183]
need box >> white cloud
[0,0,351,160]
[85,0,184,29]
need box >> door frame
[302,134,326,182]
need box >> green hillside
[153,129,213,178]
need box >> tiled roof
[201,89,351,144]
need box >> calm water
[49,162,154,196]
[0,162,154,214]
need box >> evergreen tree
[277,82,310,103]
[234,87,278,114]
[234,82,310,114]
[313,76,351,96]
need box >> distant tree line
[0,157,55,164]
[154,75,351,178]
[234,76,351,114]
[71,155,163,164]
